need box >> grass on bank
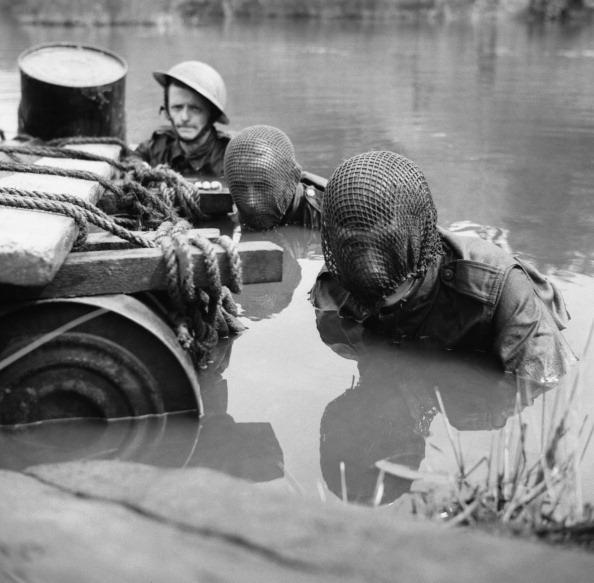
[376,323,594,551]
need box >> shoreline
[1,1,592,27]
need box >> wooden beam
[97,187,233,218]
[0,143,122,286]
[0,240,283,301]
[84,228,221,251]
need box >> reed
[378,324,594,550]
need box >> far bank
[1,0,593,26]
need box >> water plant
[376,324,594,551]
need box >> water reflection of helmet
[235,227,320,320]
[153,61,229,124]
[320,380,425,505]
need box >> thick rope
[0,186,155,249]
[154,220,245,368]
[47,136,134,156]
[0,160,126,198]
[0,143,129,172]
[0,159,182,229]
[0,139,245,368]
[0,193,88,247]
[131,164,208,224]
[214,234,243,294]
[117,179,178,228]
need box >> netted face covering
[321,151,443,309]
[224,125,302,230]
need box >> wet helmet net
[224,125,302,230]
[321,151,443,308]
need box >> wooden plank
[98,186,233,217]
[84,227,221,251]
[0,143,122,286]
[0,240,283,300]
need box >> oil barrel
[17,42,127,141]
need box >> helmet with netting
[321,151,443,309]
[224,125,302,230]
[320,365,425,505]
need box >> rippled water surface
[1,12,593,506]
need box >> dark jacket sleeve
[134,138,152,164]
[493,267,577,382]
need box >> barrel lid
[18,43,127,88]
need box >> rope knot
[155,219,245,367]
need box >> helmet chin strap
[162,105,212,145]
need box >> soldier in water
[310,151,577,383]
[224,125,324,230]
[135,60,231,180]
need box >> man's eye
[189,106,203,114]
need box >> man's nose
[246,185,258,206]
[179,105,190,121]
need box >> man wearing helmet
[310,151,577,384]
[223,125,324,230]
[135,60,231,179]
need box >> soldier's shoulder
[215,127,237,143]
[149,126,177,140]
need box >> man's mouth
[176,126,200,141]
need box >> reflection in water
[234,225,322,321]
[1,16,593,272]
[0,337,284,483]
[317,311,551,505]
[0,15,593,499]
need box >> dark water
[1,12,593,506]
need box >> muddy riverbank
[3,460,594,582]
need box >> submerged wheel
[0,295,201,425]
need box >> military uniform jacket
[282,182,323,229]
[134,126,230,178]
[310,229,576,382]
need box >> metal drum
[17,42,127,141]
[0,294,202,425]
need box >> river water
[1,12,593,509]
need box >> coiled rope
[155,220,244,368]
[0,159,180,228]
[0,186,154,249]
[0,143,129,171]
[129,163,208,224]
[0,139,244,366]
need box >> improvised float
[0,43,283,426]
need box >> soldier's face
[167,84,210,141]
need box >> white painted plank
[0,143,121,286]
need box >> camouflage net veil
[224,125,301,230]
[321,151,443,308]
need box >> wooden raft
[0,144,281,294]
[0,143,122,286]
